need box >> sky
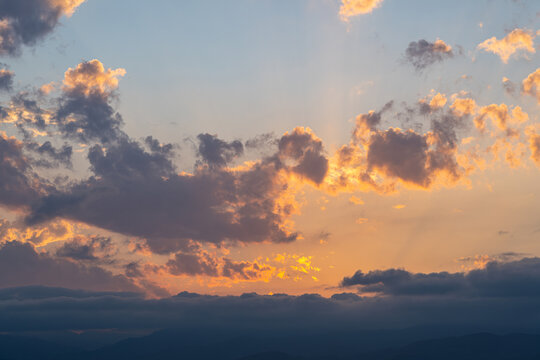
[1,0,540,314]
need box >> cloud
[0,68,13,91]
[339,0,384,20]
[25,135,303,253]
[278,127,329,185]
[0,241,140,292]
[196,133,243,168]
[474,103,528,133]
[522,68,540,104]
[341,257,540,298]
[478,29,536,63]
[528,129,540,166]
[166,251,220,277]
[6,257,540,333]
[404,39,454,70]
[0,132,44,209]
[25,140,72,168]
[55,235,115,262]
[0,0,86,56]
[502,77,517,95]
[366,121,461,188]
[56,59,126,143]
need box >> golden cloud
[478,29,535,63]
[63,59,126,96]
[339,0,384,21]
[522,68,540,104]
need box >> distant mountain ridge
[2,331,540,360]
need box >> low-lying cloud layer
[4,257,540,333]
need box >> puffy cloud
[165,251,276,281]
[62,59,126,97]
[0,132,44,209]
[522,68,540,104]
[196,133,243,168]
[0,68,13,91]
[24,140,72,168]
[478,29,536,63]
[502,77,517,95]
[55,235,115,262]
[528,129,540,166]
[0,218,78,247]
[450,97,477,116]
[221,258,275,281]
[48,0,86,16]
[339,0,384,20]
[278,127,329,185]
[56,60,126,143]
[25,135,304,253]
[367,129,433,186]
[474,103,528,133]
[404,39,454,70]
[0,0,86,56]
[0,241,139,292]
[341,257,540,298]
[166,251,219,277]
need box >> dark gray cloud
[367,128,431,186]
[25,140,72,168]
[0,0,83,56]
[404,39,455,70]
[341,257,540,297]
[55,85,124,144]
[221,258,272,280]
[355,101,465,188]
[0,241,140,292]
[0,133,43,208]
[55,236,114,262]
[0,67,13,90]
[144,136,174,156]
[353,101,393,134]
[53,60,127,144]
[166,252,219,277]
[245,133,276,150]
[196,133,243,168]
[4,257,540,333]
[278,128,329,184]
[26,136,299,253]
[124,262,143,278]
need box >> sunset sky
[1,0,540,306]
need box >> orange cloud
[474,104,529,133]
[63,59,126,96]
[339,0,384,20]
[527,128,540,166]
[429,92,447,109]
[48,0,86,16]
[0,219,82,247]
[522,68,540,104]
[477,29,536,63]
[450,97,477,116]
